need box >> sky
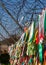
[0,0,46,41]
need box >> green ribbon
[28,58,33,64]
[22,62,25,65]
[38,43,43,63]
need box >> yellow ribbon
[33,30,38,42]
